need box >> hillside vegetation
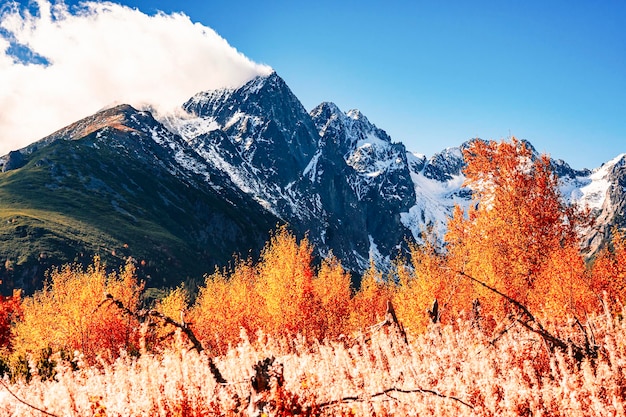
[0,139,625,416]
[0,110,277,294]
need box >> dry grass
[1,308,625,417]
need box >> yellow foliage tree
[153,285,190,349]
[393,239,464,332]
[12,257,143,363]
[190,259,261,354]
[191,228,358,350]
[350,261,395,331]
[156,285,189,322]
[255,227,322,339]
[313,255,353,339]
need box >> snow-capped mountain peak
[346,108,366,121]
[310,102,345,138]
[4,69,622,290]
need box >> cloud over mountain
[0,0,272,155]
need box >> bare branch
[146,310,204,354]
[367,301,408,345]
[0,379,59,417]
[318,386,474,410]
[456,270,595,361]
[98,294,227,384]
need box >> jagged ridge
[0,71,624,294]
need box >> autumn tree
[153,285,190,350]
[0,290,21,351]
[190,259,261,353]
[12,257,143,363]
[191,227,354,351]
[254,227,323,339]
[589,231,626,312]
[350,261,395,331]
[445,138,594,318]
[313,255,353,338]
[393,238,466,332]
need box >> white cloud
[0,0,272,155]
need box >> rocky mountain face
[560,154,626,253]
[165,73,425,270]
[0,71,624,293]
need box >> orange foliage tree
[444,138,596,318]
[254,227,322,338]
[12,257,143,363]
[589,231,626,312]
[0,290,21,351]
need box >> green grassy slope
[0,107,278,294]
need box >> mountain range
[1,71,624,294]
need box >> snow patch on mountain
[368,235,389,272]
[346,133,403,179]
[159,113,220,140]
[182,88,235,117]
[408,151,427,164]
[303,150,322,182]
[401,170,469,241]
[399,144,471,243]
[561,154,626,211]
[355,132,390,149]
[224,111,246,131]
[245,73,273,95]
[188,137,282,215]
[144,124,212,182]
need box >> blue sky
[2,1,625,169]
[111,0,626,170]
